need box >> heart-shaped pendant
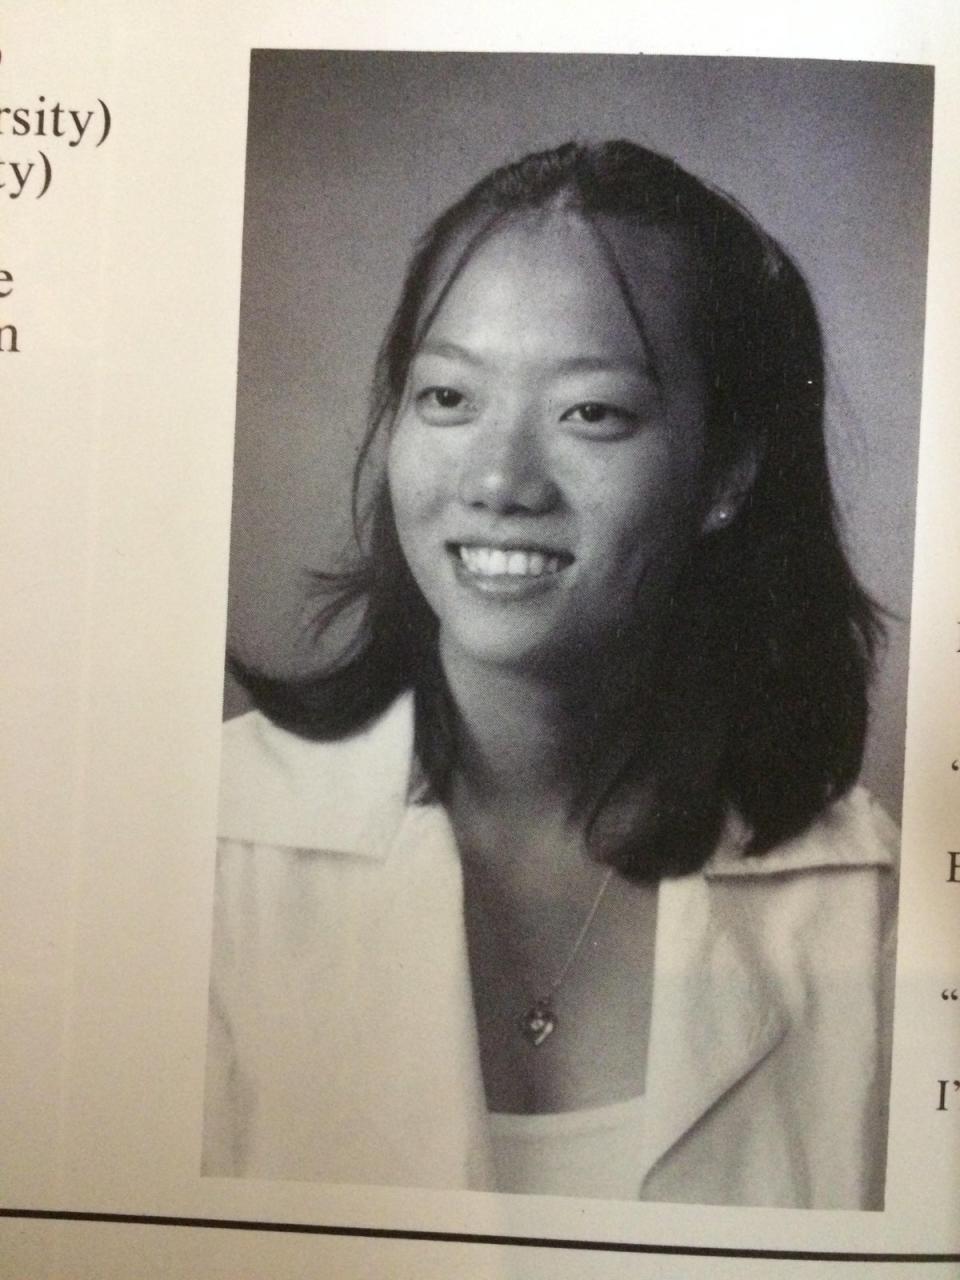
[521,1001,556,1046]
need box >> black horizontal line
[2,1208,958,1262]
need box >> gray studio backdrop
[224,51,933,822]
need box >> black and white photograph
[201,51,931,1210]
[8,4,960,1274]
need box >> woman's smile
[447,541,573,602]
[387,210,712,675]
[452,544,570,579]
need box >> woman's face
[387,212,716,678]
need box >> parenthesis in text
[38,150,52,198]
[97,99,112,147]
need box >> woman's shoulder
[705,785,899,882]
[216,694,416,852]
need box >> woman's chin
[438,621,587,682]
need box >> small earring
[707,506,733,533]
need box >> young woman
[203,141,897,1208]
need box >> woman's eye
[429,387,464,408]
[415,386,473,422]
[562,401,633,434]
[568,402,611,423]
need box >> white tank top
[489,1093,646,1199]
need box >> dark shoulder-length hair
[233,140,882,879]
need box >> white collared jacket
[202,694,898,1208]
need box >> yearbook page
[2,2,959,1276]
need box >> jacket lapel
[637,871,787,1188]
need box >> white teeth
[457,546,566,577]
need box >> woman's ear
[701,447,759,535]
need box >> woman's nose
[457,416,560,515]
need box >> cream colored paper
[2,1,959,1276]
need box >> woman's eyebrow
[416,341,650,377]
[416,339,484,366]
[551,354,653,376]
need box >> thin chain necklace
[520,866,615,1047]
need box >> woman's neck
[439,639,654,817]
